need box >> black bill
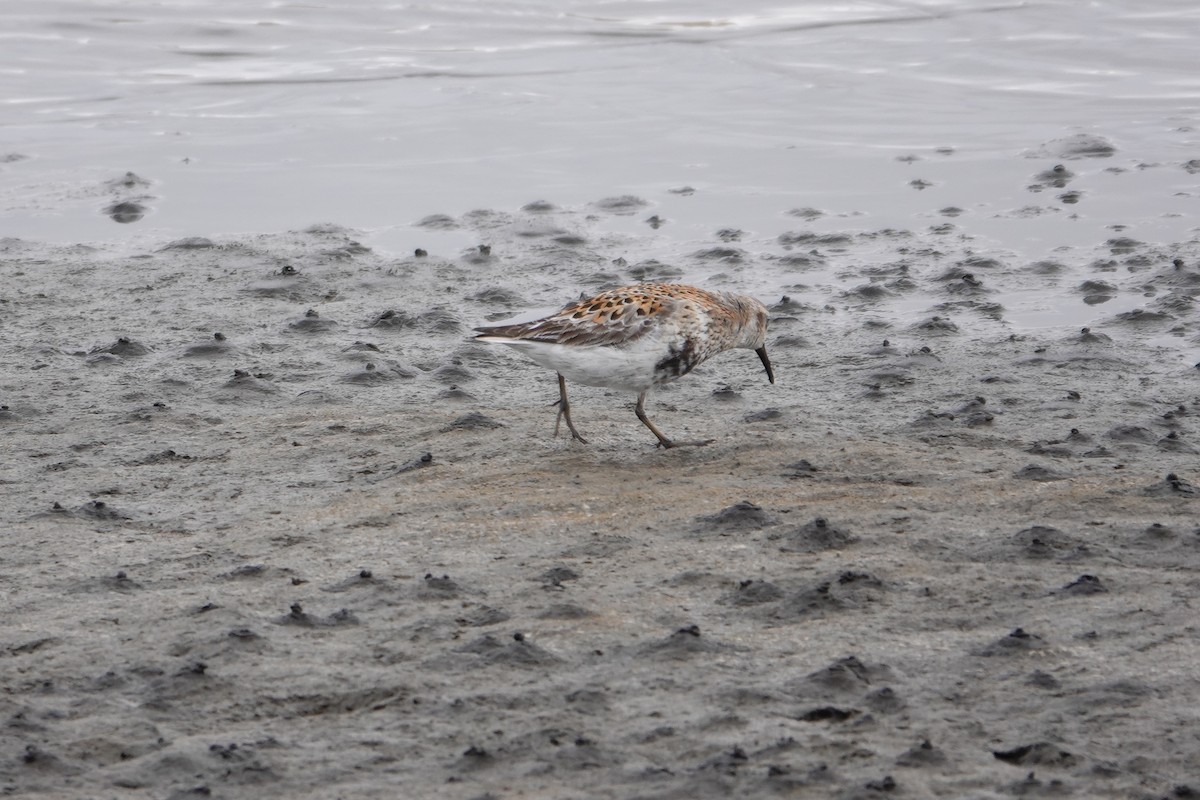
[756,346,775,384]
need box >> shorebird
[474,283,774,448]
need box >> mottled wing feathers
[475,285,696,348]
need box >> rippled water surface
[2,0,1199,334]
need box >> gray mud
[3,196,1200,798]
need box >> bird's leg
[635,391,712,449]
[554,373,588,444]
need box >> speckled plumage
[474,283,774,448]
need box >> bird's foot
[554,406,589,444]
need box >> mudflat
[3,206,1198,798]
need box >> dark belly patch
[654,338,700,383]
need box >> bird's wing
[475,289,681,348]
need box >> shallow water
[2,0,1199,337]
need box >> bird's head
[731,294,774,384]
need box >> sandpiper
[474,283,774,448]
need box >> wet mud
[2,179,1200,799]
